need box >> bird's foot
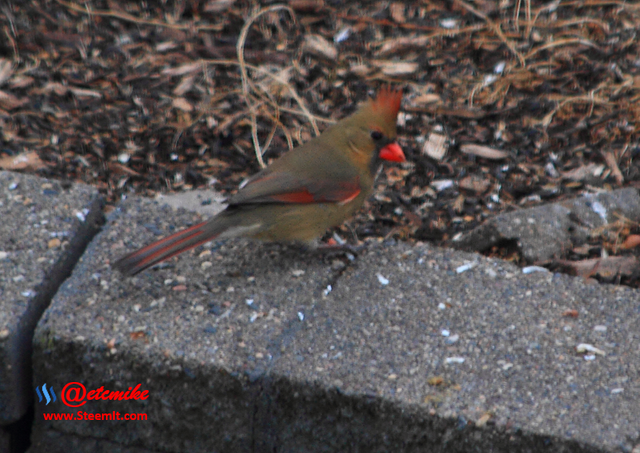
[315,234,366,260]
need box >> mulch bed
[1,0,640,286]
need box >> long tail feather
[113,221,221,276]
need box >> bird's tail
[113,219,226,276]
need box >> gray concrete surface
[453,188,640,263]
[0,171,103,427]
[0,428,9,452]
[155,188,226,217]
[29,428,158,453]
[29,195,640,452]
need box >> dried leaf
[376,36,430,57]
[572,244,594,256]
[172,97,193,112]
[162,63,201,77]
[173,75,195,96]
[422,132,448,161]
[107,162,141,176]
[204,0,235,13]
[8,75,34,89]
[156,41,177,52]
[303,34,338,60]
[0,152,47,170]
[68,87,102,98]
[561,163,605,181]
[129,331,147,340]
[0,90,27,110]
[255,66,293,97]
[288,0,325,12]
[459,175,492,193]
[601,151,624,185]
[412,93,442,106]
[41,82,68,96]
[373,60,419,76]
[559,257,639,279]
[620,235,640,250]
[562,309,579,318]
[475,413,492,428]
[349,63,371,77]
[389,3,406,23]
[0,59,13,86]
[460,144,509,160]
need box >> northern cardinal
[114,87,405,275]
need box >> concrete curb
[27,194,640,453]
[453,188,640,263]
[0,171,103,449]
[0,171,638,452]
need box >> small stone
[445,334,459,345]
[48,238,61,249]
[445,357,465,364]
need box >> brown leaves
[621,235,640,250]
[303,34,337,60]
[0,90,28,110]
[0,59,15,86]
[422,132,448,161]
[460,144,509,160]
[0,152,47,171]
[556,257,639,280]
[2,0,640,289]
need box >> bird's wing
[227,169,361,206]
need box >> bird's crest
[370,86,402,121]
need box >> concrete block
[0,171,103,425]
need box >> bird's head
[346,87,405,165]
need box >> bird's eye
[371,130,383,141]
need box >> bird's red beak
[379,142,405,162]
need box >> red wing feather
[268,190,316,203]
[229,172,361,206]
[113,221,214,276]
[265,183,360,204]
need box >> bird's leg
[314,233,368,260]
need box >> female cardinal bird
[114,87,405,275]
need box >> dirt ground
[1,0,639,286]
